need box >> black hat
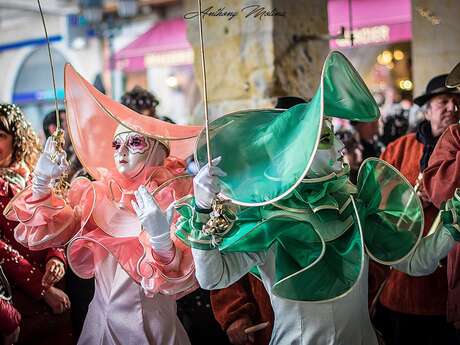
[447,62,460,88]
[275,96,307,109]
[413,74,460,106]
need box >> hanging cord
[195,0,234,237]
[197,0,212,166]
[37,0,60,129]
[37,0,69,196]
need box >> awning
[328,0,411,48]
[114,17,193,72]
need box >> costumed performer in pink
[4,64,202,345]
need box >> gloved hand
[441,188,460,241]
[132,185,172,250]
[32,137,68,199]
[226,318,255,345]
[193,156,227,210]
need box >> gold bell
[202,198,235,238]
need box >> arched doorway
[12,46,67,139]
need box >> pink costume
[5,65,202,345]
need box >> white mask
[308,119,345,178]
[112,125,164,179]
[308,137,345,177]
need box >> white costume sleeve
[392,227,456,276]
[191,248,267,290]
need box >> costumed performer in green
[175,51,460,345]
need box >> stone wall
[184,0,329,121]
[272,0,329,100]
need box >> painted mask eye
[320,133,332,144]
[128,135,146,148]
[127,134,148,153]
[112,139,122,151]
[318,128,334,149]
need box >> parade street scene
[0,1,460,344]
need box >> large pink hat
[64,64,202,182]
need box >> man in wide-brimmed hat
[424,64,460,342]
[413,74,460,139]
[373,74,460,345]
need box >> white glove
[32,137,68,198]
[132,185,173,250]
[193,156,227,210]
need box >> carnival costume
[5,65,202,345]
[175,52,460,344]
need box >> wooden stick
[244,322,270,334]
[427,211,442,237]
[197,0,212,166]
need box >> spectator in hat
[423,63,460,342]
[335,128,362,183]
[372,74,460,345]
[446,62,460,88]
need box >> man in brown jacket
[423,62,460,341]
[211,274,274,345]
[374,74,460,345]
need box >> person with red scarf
[423,62,460,341]
[373,75,460,345]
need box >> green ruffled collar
[274,164,356,214]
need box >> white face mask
[308,119,345,178]
[308,137,345,177]
[113,131,155,179]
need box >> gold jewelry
[51,129,70,197]
[202,197,236,246]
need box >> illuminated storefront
[114,18,199,124]
[328,0,413,102]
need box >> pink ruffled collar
[91,157,190,238]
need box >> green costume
[175,51,426,302]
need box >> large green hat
[195,51,380,206]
